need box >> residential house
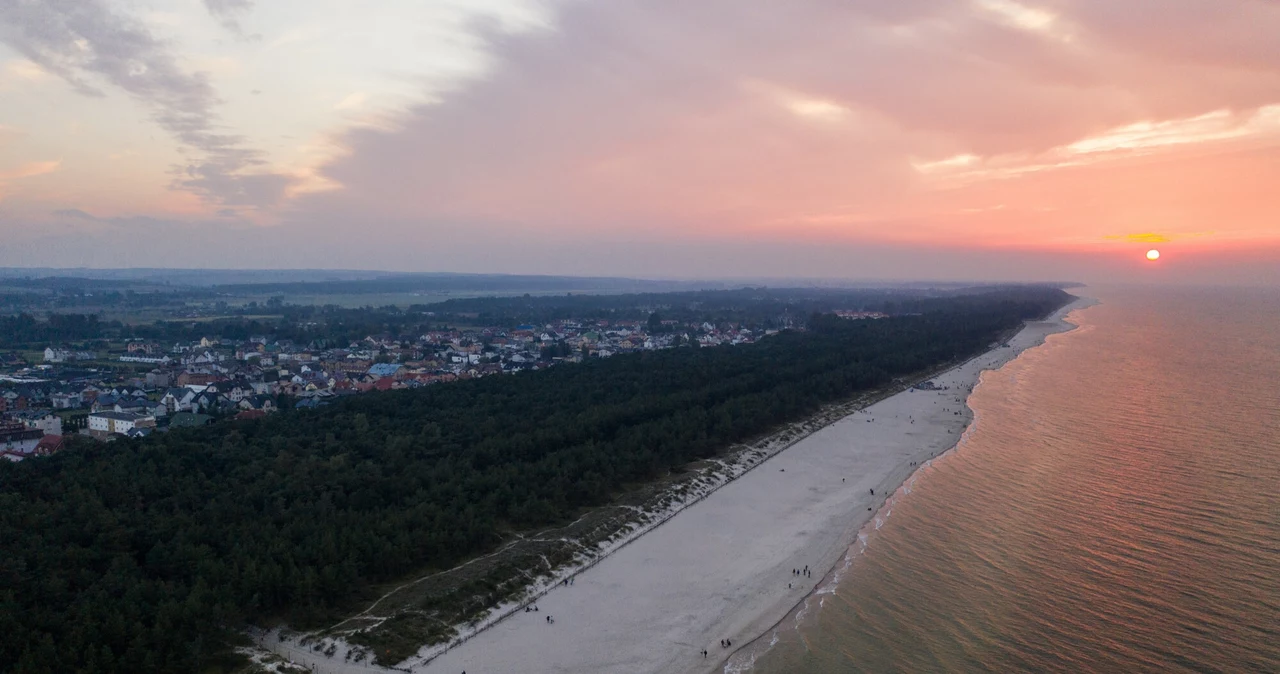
[145,371,172,389]
[43,347,72,363]
[237,395,277,414]
[91,394,136,414]
[160,387,201,413]
[184,351,223,366]
[13,410,62,436]
[35,434,66,456]
[177,372,219,387]
[2,422,48,457]
[367,363,402,379]
[190,390,233,415]
[127,341,163,355]
[49,391,83,409]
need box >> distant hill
[0,268,1083,292]
[0,268,721,294]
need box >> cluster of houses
[1,317,779,460]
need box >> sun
[1146,249,1160,261]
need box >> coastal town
[1,314,833,460]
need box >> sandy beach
[408,298,1094,674]
[256,298,1092,674]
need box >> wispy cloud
[1067,106,1280,155]
[912,154,981,173]
[913,104,1280,183]
[975,0,1060,35]
[1108,232,1169,244]
[0,159,59,201]
[1103,232,1215,244]
[334,92,368,112]
[0,160,60,181]
[5,58,48,81]
[203,0,254,35]
[0,0,292,208]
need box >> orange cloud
[1105,233,1171,244]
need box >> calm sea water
[752,286,1280,673]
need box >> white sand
[418,299,1093,674]
[260,299,1092,674]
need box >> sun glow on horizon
[1147,249,1161,261]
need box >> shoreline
[256,352,971,674]
[725,294,1099,673]
[255,295,1097,674]
[420,295,1098,674]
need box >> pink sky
[2,0,1279,284]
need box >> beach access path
[415,298,1093,674]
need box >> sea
[750,286,1280,673]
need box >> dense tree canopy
[0,313,107,344]
[0,287,1069,673]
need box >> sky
[1,0,1278,284]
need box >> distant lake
[751,286,1280,673]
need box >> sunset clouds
[2,0,1279,282]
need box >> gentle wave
[751,287,1280,673]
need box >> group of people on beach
[525,603,552,624]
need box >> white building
[88,412,156,436]
[44,347,72,363]
[119,355,173,365]
[19,412,63,437]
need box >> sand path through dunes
[417,298,1092,674]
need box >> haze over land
[3,1,1280,284]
